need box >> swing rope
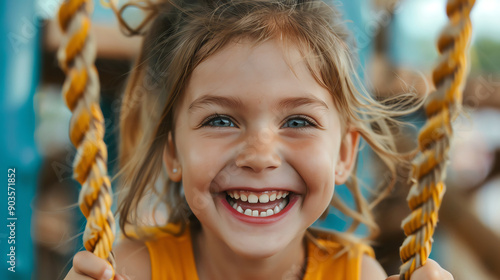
[57,0,116,276]
[399,0,475,279]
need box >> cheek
[288,134,339,187]
[177,132,237,219]
[178,130,243,189]
[176,135,218,216]
[286,135,338,219]
[184,187,212,219]
[177,133,223,184]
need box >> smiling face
[163,38,359,258]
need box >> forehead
[183,38,333,108]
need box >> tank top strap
[144,225,199,280]
[303,236,375,280]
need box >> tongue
[231,197,287,211]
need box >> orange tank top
[144,225,374,280]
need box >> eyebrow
[188,94,329,112]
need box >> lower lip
[220,194,298,224]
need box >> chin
[226,234,290,259]
[223,220,306,258]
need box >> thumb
[386,276,400,280]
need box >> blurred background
[1,0,499,279]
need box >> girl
[65,0,453,279]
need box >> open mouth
[225,190,291,217]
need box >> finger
[441,269,454,280]
[73,251,114,280]
[412,259,453,280]
[386,276,399,280]
[64,267,96,280]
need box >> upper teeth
[227,190,290,217]
[227,190,289,203]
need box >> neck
[192,224,307,280]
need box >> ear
[163,131,182,182]
[335,129,360,185]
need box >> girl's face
[164,38,359,258]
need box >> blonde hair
[114,0,419,241]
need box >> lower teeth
[227,196,289,217]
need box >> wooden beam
[43,19,142,60]
[41,19,142,89]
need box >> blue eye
[201,114,236,127]
[282,115,317,129]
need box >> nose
[235,128,282,173]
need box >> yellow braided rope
[57,0,116,277]
[399,0,475,279]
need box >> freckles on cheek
[183,135,236,181]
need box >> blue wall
[0,0,41,279]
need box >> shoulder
[113,237,152,280]
[306,231,385,280]
[360,254,387,280]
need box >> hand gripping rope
[57,0,116,277]
[399,0,475,279]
